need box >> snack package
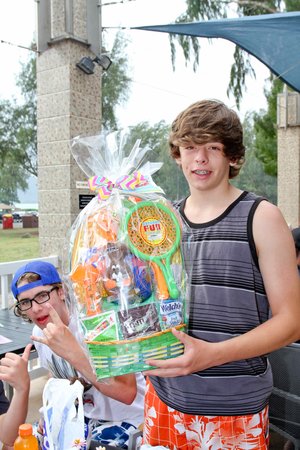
[64,130,188,379]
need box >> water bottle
[14,423,39,449]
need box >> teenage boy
[11,261,145,449]
[142,99,300,449]
[0,343,32,448]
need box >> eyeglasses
[15,287,58,312]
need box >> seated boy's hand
[37,417,44,435]
[143,328,217,377]
[0,343,32,392]
[31,304,89,371]
[31,304,79,359]
[69,376,92,392]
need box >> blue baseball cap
[11,261,61,299]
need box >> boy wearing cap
[0,344,32,448]
[142,99,300,449]
[11,260,145,449]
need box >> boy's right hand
[0,343,32,392]
[31,304,82,362]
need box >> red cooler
[2,214,13,229]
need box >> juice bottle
[14,423,39,449]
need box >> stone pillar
[36,0,102,258]
[277,91,300,228]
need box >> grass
[0,227,39,263]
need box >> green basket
[86,324,185,379]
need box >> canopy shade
[134,12,300,93]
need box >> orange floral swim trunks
[143,379,269,450]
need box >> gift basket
[64,130,188,379]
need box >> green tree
[0,100,17,164]
[170,0,300,180]
[172,0,300,107]
[0,32,131,203]
[0,151,28,204]
[252,78,283,177]
[127,121,189,200]
[0,97,32,203]
[127,117,276,204]
[102,32,132,129]
[0,52,36,203]
[13,54,37,177]
[233,112,277,203]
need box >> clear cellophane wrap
[64,130,188,379]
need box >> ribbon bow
[88,171,149,200]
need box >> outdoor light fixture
[76,55,112,75]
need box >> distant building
[0,203,12,211]
[14,203,38,212]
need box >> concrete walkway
[27,374,48,424]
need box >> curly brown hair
[169,99,245,179]
[13,272,62,322]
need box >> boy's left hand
[0,343,32,391]
[143,328,215,377]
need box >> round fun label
[140,217,166,246]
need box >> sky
[0,0,271,202]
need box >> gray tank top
[150,191,273,415]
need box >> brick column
[277,91,300,228]
[36,0,102,257]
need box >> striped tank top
[150,191,273,416]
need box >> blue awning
[133,12,300,92]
